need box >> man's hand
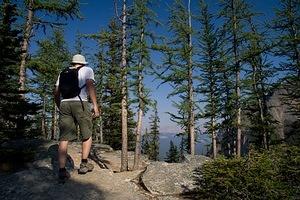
[86,79,100,119]
[92,105,100,118]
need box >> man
[54,54,100,181]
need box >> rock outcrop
[141,155,210,195]
[0,139,208,199]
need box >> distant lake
[158,133,211,161]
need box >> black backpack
[59,67,86,99]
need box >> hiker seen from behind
[54,54,100,181]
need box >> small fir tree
[148,101,160,161]
[165,140,180,163]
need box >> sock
[81,159,88,163]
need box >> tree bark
[211,85,217,158]
[99,115,103,143]
[133,99,143,170]
[212,117,217,158]
[133,27,145,170]
[41,93,47,139]
[187,0,195,156]
[120,0,128,172]
[19,0,34,98]
[231,0,241,157]
[51,100,57,140]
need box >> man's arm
[54,86,61,109]
[86,79,100,118]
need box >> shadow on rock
[31,143,75,175]
[89,148,109,170]
[0,167,105,200]
[48,144,74,172]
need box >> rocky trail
[0,139,208,200]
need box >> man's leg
[58,140,71,180]
[74,102,94,174]
[78,137,94,174]
[82,137,92,160]
[58,140,69,168]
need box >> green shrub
[193,145,300,199]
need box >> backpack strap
[78,95,85,111]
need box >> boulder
[92,143,114,152]
[141,155,210,195]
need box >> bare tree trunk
[133,26,145,170]
[120,0,128,172]
[188,0,195,156]
[133,101,143,170]
[248,19,268,149]
[236,73,241,157]
[252,60,267,149]
[94,115,103,143]
[41,94,47,138]
[212,117,217,158]
[133,66,144,170]
[99,116,103,143]
[51,100,57,140]
[232,0,241,157]
[19,0,34,98]
[211,89,217,158]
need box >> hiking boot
[78,162,94,174]
[58,168,70,181]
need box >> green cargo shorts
[59,101,93,141]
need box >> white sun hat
[71,54,88,65]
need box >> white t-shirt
[56,66,95,102]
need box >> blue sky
[29,0,281,134]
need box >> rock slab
[141,155,210,195]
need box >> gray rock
[183,154,211,164]
[157,196,185,200]
[92,143,114,152]
[141,156,210,195]
[268,88,298,140]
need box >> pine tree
[29,30,70,139]
[219,0,255,157]
[18,0,80,98]
[165,140,180,163]
[85,19,136,150]
[128,0,157,170]
[141,128,150,155]
[74,31,84,54]
[272,0,300,115]
[93,35,106,144]
[197,0,223,158]
[243,18,275,149]
[219,54,236,156]
[160,0,197,156]
[0,0,39,139]
[113,0,130,172]
[99,20,123,149]
[148,101,160,161]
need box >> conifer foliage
[160,0,197,156]
[18,0,81,97]
[165,140,180,163]
[147,101,160,161]
[272,0,300,115]
[197,0,223,158]
[29,30,70,140]
[128,0,157,169]
[0,0,38,139]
